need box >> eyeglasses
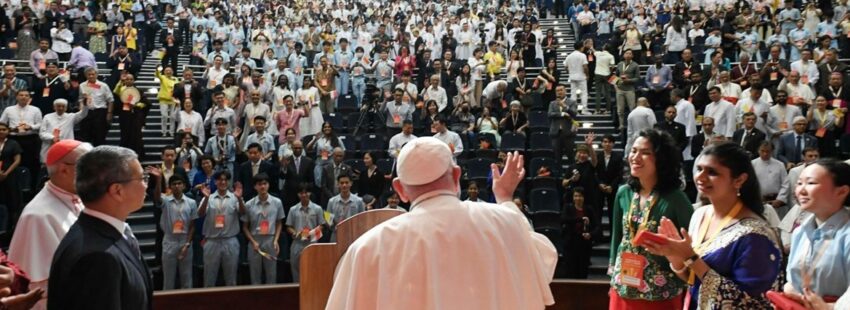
[114,172,150,185]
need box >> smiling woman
[608,129,693,310]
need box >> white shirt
[388,132,417,158]
[703,100,736,137]
[79,80,114,109]
[790,59,819,85]
[326,191,557,310]
[423,86,448,112]
[674,99,697,137]
[8,182,84,310]
[0,104,42,135]
[564,51,588,81]
[735,98,772,134]
[38,109,88,163]
[204,67,228,88]
[767,104,803,136]
[626,106,657,155]
[751,157,788,196]
[50,28,73,54]
[432,130,464,158]
[175,110,205,145]
[593,51,615,76]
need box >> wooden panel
[298,244,338,310]
[151,280,610,309]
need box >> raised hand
[491,151,525,204]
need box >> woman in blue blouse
[782,159,850,308]
[643,143,782,309]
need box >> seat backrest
[530,157,561,178]
[376,158,395,175]
[339,135,356,150]
[529,188,560,212]
[529,111,548,129]
[530,132,553,150]
[500,133,526,151]
[466,158,494,179]
[360,134,386,151]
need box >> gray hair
[46,142,93,176]
[76,146,139,203]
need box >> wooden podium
[299,209,406,310]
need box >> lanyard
[624,190,658,244]
[688,201,744,285]
[831,87,843,98]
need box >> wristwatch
[683,254,700,268]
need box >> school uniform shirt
[240,195,285,237]
[202,191,242,238]
[159,195,198,238]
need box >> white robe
[8,182,84,310]
[37,109,87,163]
[327,190,557,310]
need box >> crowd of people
[0,0,847,308]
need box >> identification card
[53,128,60,139]
[209,79,217,87]
[587,54,594,62]
[770,72,779,81]
[42,87,50,97]
[123,101,131,111]
[301,227,310,241]
[118,62,125,71]
[38,60,46,70]
[501,99,508,109]
[320,78,329,87]
[619,252,648,288]
[683,69,691,78]
[321,150,329,160]
[172,219,184,234]
[723,97,738,104]
[259,220,270,235]
[651,75,661,84]
[832,99,842,108]
[215,214,225,228]
[816,127,827,138]
[688,96,694,103]
[392,114,401,124]
[779,121,788,130]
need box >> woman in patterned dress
[608,129,694,309]
[87,13,108,55]
[643,142,782,309]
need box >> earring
[736,188,741,197]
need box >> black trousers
[119,109,146,156]
[80,108,111,146]
[9,134,39,188]
[551,131,575,164]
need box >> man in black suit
[732,112,767,159]
[281,140,315,207]
[685,71,710,114]
[106,45,142,88]
[548,84,577,163]
[159,17,182,72]
[672,48,703,89]
[595,134,623,232]
[690,116,720,159]
[775,116,818,169]
[172,68,206,117]
[236,143,278,201]
[655,105,688,152]
[320,148,352,206]
[49,146,152,310]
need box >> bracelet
[669,262,688,274]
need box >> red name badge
[42,87,50,97]
[816,127,827,138]
[832,99,842,108]
[38,60,46,70]
[392,114,401,124]
[259,220,270,235]
[619,252,648,288]
[320,78,329,87]
[118,62,125,71]
[683,69,691,78]
[53,128,60,139]
[301,227,310,241]
[779,121,789,130]
[770,72,779,81]
[320,150,329,160]
[215,214,225,228]
[172,219,184,234]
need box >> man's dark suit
[595,150,623,228]
[733,127,767,159]
[281,155,316,206]
[49,212,152,310]
[655,120,688,152]
[690,133,712,159]
[172,80,205,116]
[548,98,577,163]
[320,162,352,206]
[775,131,818,165]
[236,159,279,201]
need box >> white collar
[83,208,126,235]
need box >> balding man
[320,147,352,206]
[327,139,557,309]
[775,116,818,169]
[9,140,92,310]
[49,146,152,309]
[38,99,88,163]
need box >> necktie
[795,135,803,162]
[124,225,141,259]
[741,130,748,146]
[252,163,259,176]
[295,157,301,171]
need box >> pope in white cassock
[326,137,557,309]
[8,140,92,310]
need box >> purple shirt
[68,46,97,70]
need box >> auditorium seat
[529,157,561,179]
[500,132,526,152]
[474,149,499,160]
[465,157,494,180]
[529,132,554,158]
[376,158,394,176]
[531,210,561,230]
[531,176,559,191]
[359,134,386,152]
[528,110,548,132]
[529,188,560,213]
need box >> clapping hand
[201,185,211,198]
[641,217,696,264]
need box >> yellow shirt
[483,51,505,76]
[155,70,179,103]
[120,0,133,13]
[125,28,138,50]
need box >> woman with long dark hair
[608,129,693,309]
[642,142,782,309]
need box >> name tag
[259,220,270,235]
[619,252,648,288]
[215,214,225,228]
[118,62,125,71]
[172,219,185,234]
